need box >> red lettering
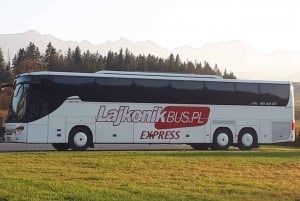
[140,130,181,140]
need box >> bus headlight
[15,125,24,135]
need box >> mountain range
[1,30,300,81]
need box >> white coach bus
[2,71,295,150]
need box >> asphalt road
[0,143,193,152]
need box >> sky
[0,0,300,53]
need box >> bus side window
[96,77,133,102]
[26,85,49,122]
[236,83,259,105]
[260,84,289,106]
[205,82,235,105]
[134,79,169,103]
[169,80,205,104]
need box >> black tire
[212,128,232,150]
[238,129,257,150]
[52,143,70,151]
[190,143,210,150]
[69,127,92,151]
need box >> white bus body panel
[5,101,294,145]
[5,123,28,143]
[27,116,48,143]
[48,116,66,143]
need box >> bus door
[26,84,49,143]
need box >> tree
[195,62,202,74]
[25,42,41,60]
[223,69,236,79]
[73,46,81,68]
[136,55,147,71]
[0,47,12,84]
[214,64,222,76]
[186,61,195,73]
[124,48,136,71]
[117,48,124,70]
[45,42,59,71]
[13,42,46,75]
[0,47,5,70]
[106,50,115,70]
[167,54,175,72]
[174,54,181,72]
[9,43,236,78]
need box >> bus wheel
[52,143,70,151]
[190,143,210,150]
[69,127,92,151]
[212,128,232,150]
[238,129,257,150]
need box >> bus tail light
[292,121,296,131]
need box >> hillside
[1,30,300,81]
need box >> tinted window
[26,84,49,122]
[206,82,234,91]
[170,80,205,104]
[206,82,235,105]
[46,75,290,107]
[95,77,134,102]
[170,80,204,90]
[236,83,259,105]
[134,79,169,103]
[135,79,168,88]
[7,84,29,122]
[97,77,132,87]
[260,84,289,106]
[54,76,94,85]
[15,75,32,85]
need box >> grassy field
[0,147,300,201]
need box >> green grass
[1,147,300,201]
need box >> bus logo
[96,105,210,129]
[155,106,210,129]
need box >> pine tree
[214,64,222,76]
[25,42,41,60]
[0,47,12,84]
[45,42,59,71]
[168,54,175,72]
[174,54,181,72]
[136,55,147,71]
[13,42,46,75]
[0,47,5,70]
[195,62,202,74]
[117,48,124,70]
[124,48,136,71]
[106,51,114,70]
[73,46,81,66]
[186,61,195,73]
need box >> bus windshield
[7,84,29,122]
[7,83,49,123]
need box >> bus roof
[96,70,223,79]
[18,71,291,84]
